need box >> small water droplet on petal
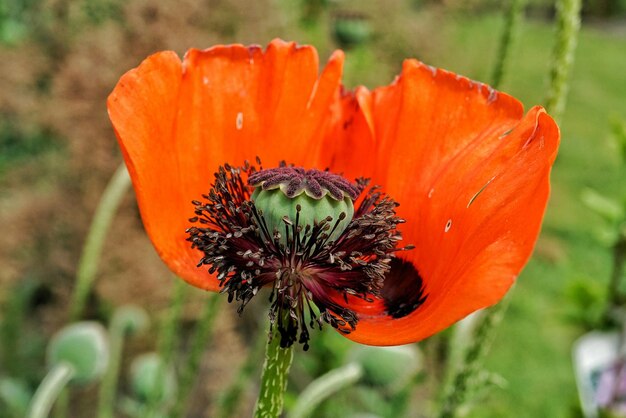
[236,112,243,130]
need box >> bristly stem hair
[253,321,294,418]
[545,0,583,122]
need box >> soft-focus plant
[26,322,109,418]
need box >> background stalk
[69,163,131,320]
[491,0,527,88]
[290,362,363,418]
[27,363,75,418]
[437,301,507,418]
[545,0,583,121]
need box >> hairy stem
[437,301,508,418]
[545,0,582,121]
[253,327,294,418]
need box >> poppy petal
[108,40,346,291]
[334,62,559,345]
[321,86,377,180]
[107,51,212,289]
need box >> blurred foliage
[0,280,49,384]
[431,0,626,16]
[81,0,124,25]
[564,277,606,330]
[0,119,61,175]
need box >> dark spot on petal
[382,259,427,319]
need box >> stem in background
[490,0,527,89]
[171,293,221,417]
[69,163,131,321]
[290,362,363,418]
[27,363,75,418]
[437,300,508,418]
[545,0,582,122]
[253,327,294,418]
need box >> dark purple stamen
[186,162,416,349]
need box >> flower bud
[47,322,109,384]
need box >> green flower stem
[215,328,267,418]
[437,300,508,418]
[290,362,363,418]
[97,308,148,418]
[96,319,126,418]
[491,0,527,89]
[545,0,582,122]
[27,363,75,418]
[253,327,294,418]
[171,293,221,417]
[69,163,131,320]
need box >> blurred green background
[1,0,625,417]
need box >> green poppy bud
[47,322,109,385]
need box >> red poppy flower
[108,39,559,347]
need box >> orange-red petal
[108,40,346,291]
[335,61,559,345]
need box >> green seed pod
[252,188,354,245]
[47,322,109,385]
[113,305,150,335]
